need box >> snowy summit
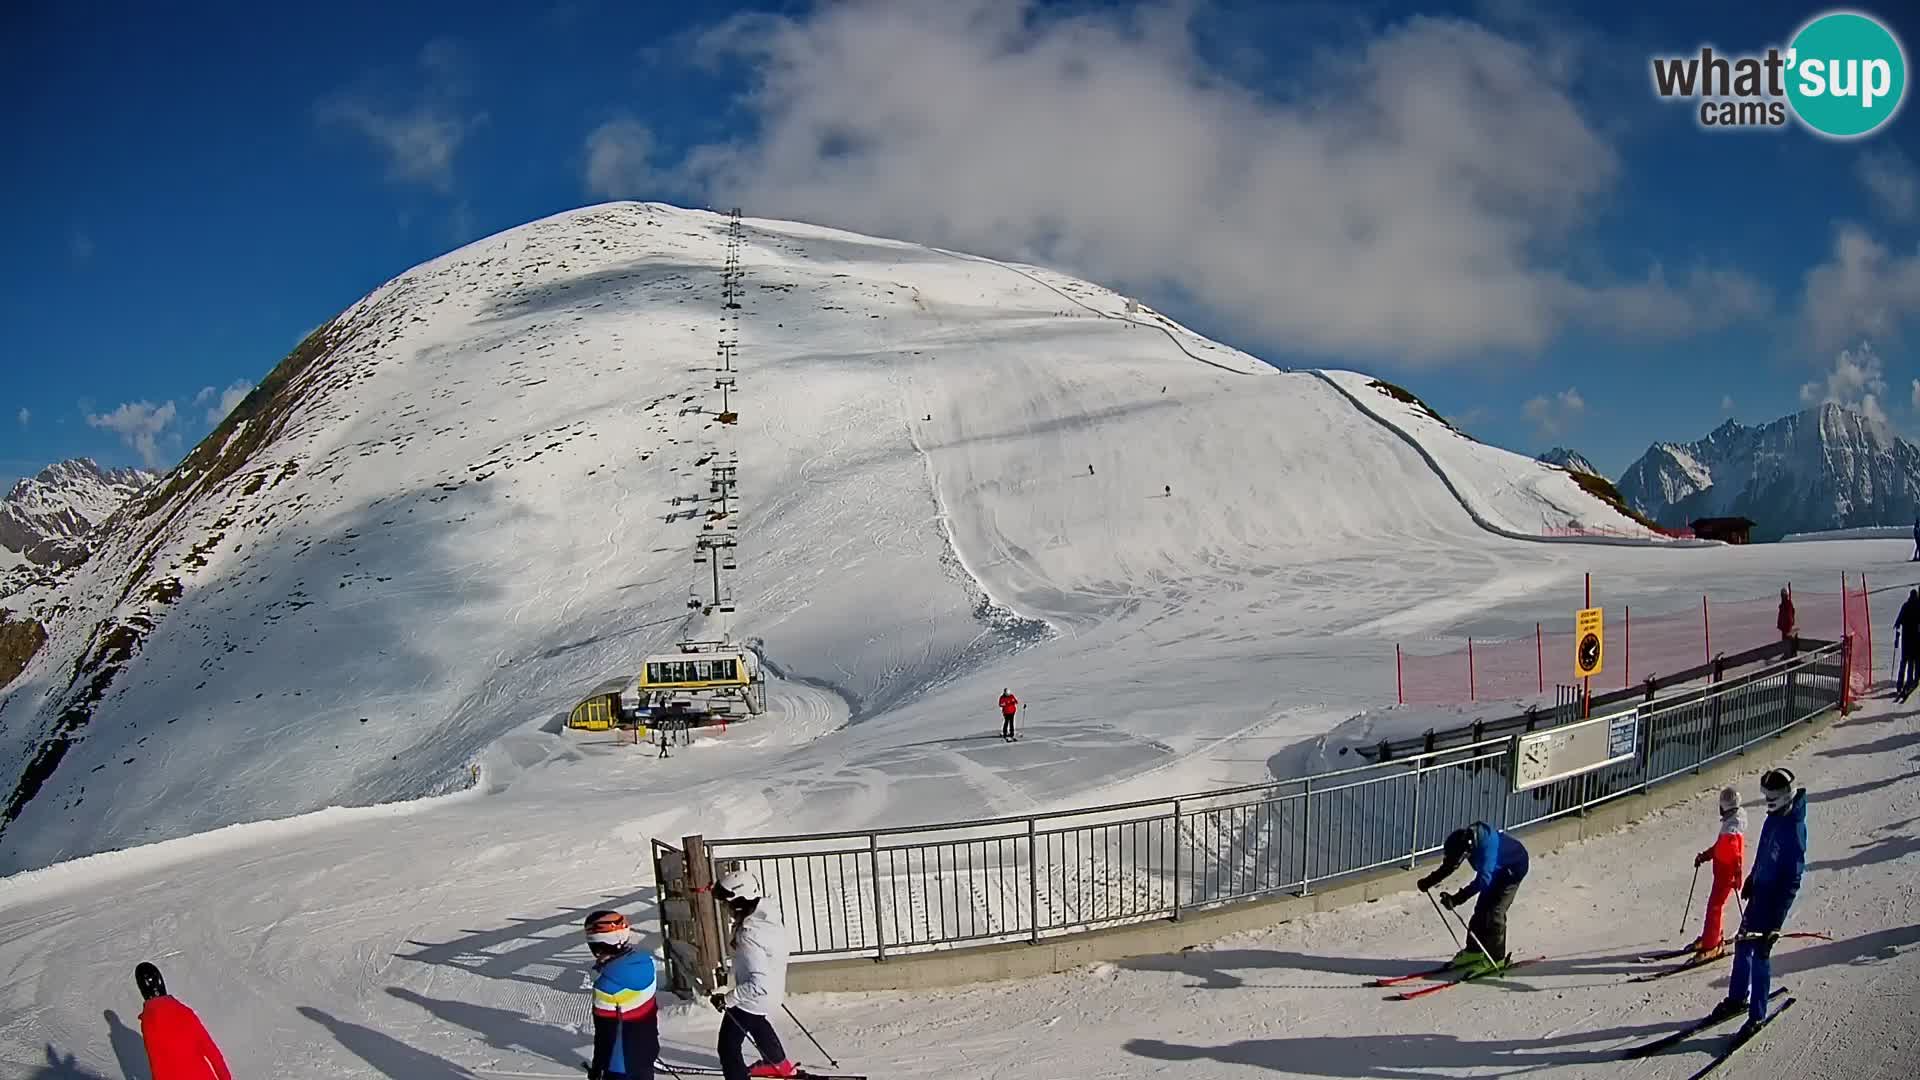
[2,202,1666,874]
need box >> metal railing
[704,640,1847,962]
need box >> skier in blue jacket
[583,910,658,1080]
[1417,822,1529,974]
[1711,768,1808,1037]
[1413,818,1528,972]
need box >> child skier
[1416,822,1529,975]
[134,962,232,1080]
[583,910,658,1080]
[1711,768,1808,1037]
[1690,787,1746,957]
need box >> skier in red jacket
[136,962,232,1080]
[998,690,1019,741]
[1690,787,1747,956]
[1776,589,1796,642]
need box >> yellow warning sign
[1574,607,1604,678]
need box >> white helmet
[716,867,763,902]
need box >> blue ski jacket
[1458,822,1529,901]
[1742,789,1808,932]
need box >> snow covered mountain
[1537,447,1599,476]
[1617,404,1920,540]
[0,458,156,569]
[0,202,1655,874]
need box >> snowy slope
[0,629,1908,1079]
[0,202,1679,874]
[1319,370,1670,540]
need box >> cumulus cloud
[584,115,658,198]
[1523,387,1585,438]
[196,380,254,426]
[1859,150,1917,222]
[86,400,179,468]
[16,407,29,427]
[318,40,486,192]
[666,0,1765,361]
[1800,344,1889,427]
[1801,224,1920,351]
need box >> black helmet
[134,962,167,1000]
[1442,827,1474,863]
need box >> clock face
[1578,632,1601,672]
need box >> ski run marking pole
[1681,862,1701,936]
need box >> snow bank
[1780,525,1912,542]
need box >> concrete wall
[788,709,1833,994]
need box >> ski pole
[1426,890,1461,949]
[784,1003,839,1067]
[1680,862,1701,936]
[1450,905,1501,966]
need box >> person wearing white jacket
[711,869,795,1080]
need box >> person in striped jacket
[1690,786,1747,957]
[584,910,658,1080]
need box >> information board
[1510,705,1640,792]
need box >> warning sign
[1574,607,1604,678]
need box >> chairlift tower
[715,376,738,423]
[695,534,738,616]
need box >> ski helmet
[1760,768,1795,811]
[134,962,167,1000]
[583,910,633,950]
[1441,827,1474,864]
[715,867,763,902]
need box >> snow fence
[686,639,1851,972]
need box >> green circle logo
[1786,11,1907,138]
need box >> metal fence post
[1169,800,1183,921]
[1028,817,1042,941]
[1407,763,1423,869]
[868,832,886,962]
[1298,779,1313,896]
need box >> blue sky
[3,0,1918,484]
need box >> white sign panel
[1510,706,1641,793]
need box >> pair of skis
[1628,931,1831,982]
[1370,955,1545,1000]
[1618,989,1795,1077]
[654,1065,865,1080]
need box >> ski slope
[2,203,1916,1077]
[0,652,1912,1078]
[4,202,1655,874]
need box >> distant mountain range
[1536,447,1599,475]
[1,458,156,572]
[1617,403,1920,541]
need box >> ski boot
[1706,996,1748,1024]
[1449,948,1498,977]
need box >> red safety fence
[1396,576,1874,706]
[1541,524,1697,540]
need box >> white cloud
[1801,224,1920,351]
[1522,387,1585,438]
[1911,379,1920,413]
[1720,394,1735,412]
[16,407,28,427]
[86,400,179,468]
[667,1,1765,361]
[1799,344,1889,427]
[317,41,485,192]
[197,380,253,426]
[584,115,658,198]
[1859,150,1917,222]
